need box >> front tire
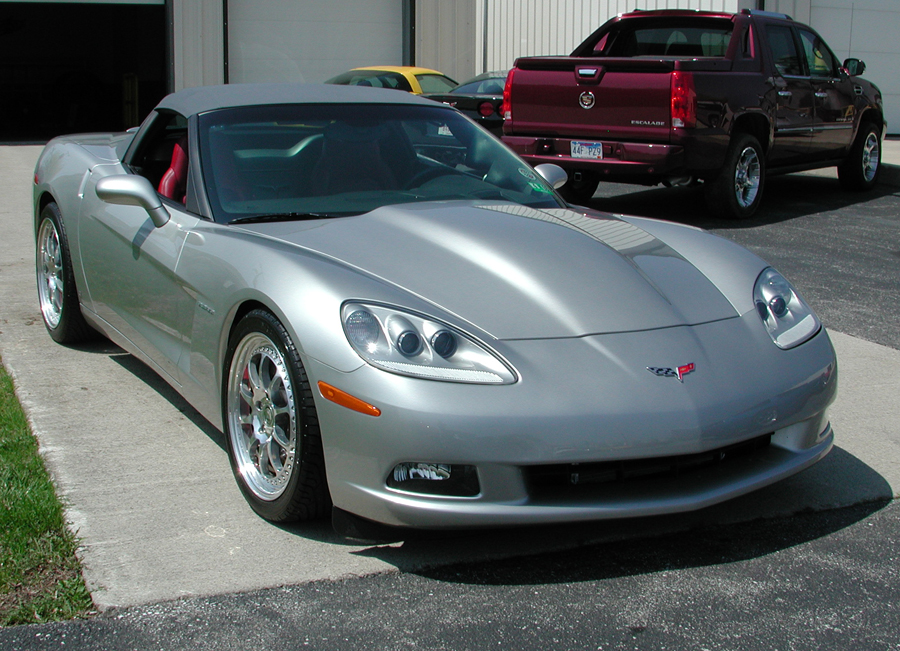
[705,133,765,219]
[223,309,330,522]
[35,202,94,343]
[838,122,880,191]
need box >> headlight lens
[341,303,517,384]
[753,268,821,349]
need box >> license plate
[571,141,604,159]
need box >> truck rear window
[587,18,733,58]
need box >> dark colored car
[424,70,508,135]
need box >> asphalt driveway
[1,145,898,610]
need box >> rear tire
[705,133,765,219]
[838,122,880,191]
[558,171,599,205]
[223,309,330,523]
[35,202,95,344]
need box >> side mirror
[842,58,866,77]
[534,163,568,190]
[96,174,170,228]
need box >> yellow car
[325,66,457,95]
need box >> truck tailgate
[508,57,675,142]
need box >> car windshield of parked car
[325,71,414,92]
[198,102,564,224]
[452,76,506,95]
[414,74,458,94]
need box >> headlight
[341,302,517,384]
[753,268,821,349]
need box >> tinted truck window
[767,25,804,76]
[598,19,733,57]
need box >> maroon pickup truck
[501,9,885,218]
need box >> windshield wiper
[228,211,356,225]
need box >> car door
[797,27,856,160]
[77,164,198,385]
[764,23,814,166]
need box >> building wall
[226,0,404,84]
[479,0,747,72]
[415,0,478,82]
[172,0,225,90]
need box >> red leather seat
[158,136,189,203]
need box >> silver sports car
[33,83,837,537]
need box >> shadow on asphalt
[409,498,892,587]
[350,446,893,578]
[580,173,900,229]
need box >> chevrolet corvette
[33,83,837,536]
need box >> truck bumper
[503,135,688,184]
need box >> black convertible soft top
[156,82,433,118]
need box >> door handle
[778,90,792,97]
[815,91,828,98]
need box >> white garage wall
[479,0,745,72]
[227,0,403,84]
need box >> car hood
[241,202,740,339]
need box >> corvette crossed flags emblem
[646,363,696,382]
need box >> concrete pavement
[0,143,898,611]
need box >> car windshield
[325,71,413,92]
[452,76,506,95]
[198,103,563,224]
[414,74,458,94]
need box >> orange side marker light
[318,381,381,417]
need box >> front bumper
[309,316,838,530]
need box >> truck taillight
[671,71,696,129]
[501,68,516,121]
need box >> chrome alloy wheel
[733,146,762,209]
[861,131,880,183]
[226,333,298,501]
[37,218,64,329]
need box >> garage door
[228,0,405,84]
[0,0,166,141]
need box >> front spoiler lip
[345,423,833,530]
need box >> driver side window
[799,29,839,78]
[128,112,189,203]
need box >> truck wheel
[838,122,880,191]
[559,172,599,205]
[705,133,765,219]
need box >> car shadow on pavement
[351,445,893,583]
[582,173,899,229]
[410,498,892,587]
[105,348,227,452]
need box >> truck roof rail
[741,8,793,20]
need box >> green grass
[0,360,93,625]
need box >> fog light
[387,463,480,497]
